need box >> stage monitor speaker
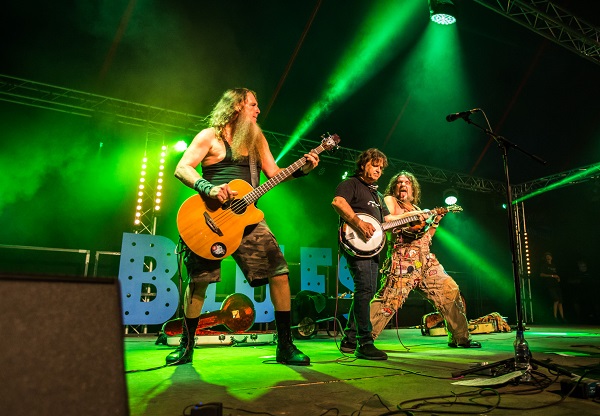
[0,274,129,416]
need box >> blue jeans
[343,253,380,346]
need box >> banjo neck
[339,205,462,258]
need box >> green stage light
[435,226,514,300]
[513,162,600,204]
[276,2,422,162]
[174,140,188,152]
[429,0,457,25]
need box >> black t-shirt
[334,176,389,223]
[540,262,557,277]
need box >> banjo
[339,205,463,258]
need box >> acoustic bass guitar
[177,134,341,260]
[339,205,463,258]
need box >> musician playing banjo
[370,171,482,349]
[332,148,423,360]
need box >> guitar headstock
[321,133,341,151]
[433,204,463,215]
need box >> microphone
[446,108,481,122]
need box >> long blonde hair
[209,88,262,161]
[209,88,257,140]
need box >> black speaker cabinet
[0,274,129,416]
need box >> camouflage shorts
[183,220,289,287]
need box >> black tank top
[201,140,254,186]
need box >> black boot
[166,316,199,365]
[275,311,310,366]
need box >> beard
[230,115,262,162]
[396,187,413,203]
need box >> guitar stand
[450,113,573,383]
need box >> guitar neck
[381,211,424,232]
[197,311,222,330]
[243,143,327,204]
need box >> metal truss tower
[133,128,166,235]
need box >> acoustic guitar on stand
[339,205,463,258]
[177,134,341,260]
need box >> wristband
[292,168,308,178]
[193,178,214,197]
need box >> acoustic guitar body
[177,179,264,260]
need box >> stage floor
[125,325,600,415]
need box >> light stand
[450,112,574,381]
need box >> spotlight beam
[276,2,422,162]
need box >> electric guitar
[177,134,341,260]
[339,205,463,258]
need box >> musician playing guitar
[331,149,426,360]
[168,88,319,367]
[369,171,482,349]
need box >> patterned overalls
[370,226,470,345]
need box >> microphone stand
[450,113,574,381]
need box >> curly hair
[209,88,257,140]
[384,171,421,205]
[354,148,388,177]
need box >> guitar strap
[375,191,385,222]
[357,176,385,222]
[368,185,385,222]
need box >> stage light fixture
[429,0,457,25]
[443,188,458,205]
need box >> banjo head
[340,213,385,258]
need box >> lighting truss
[0,74,207,134]
[263,130,506,193]
[4,73,593,198]
[474,0,600,66]
[512,162,600,197]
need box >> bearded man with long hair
[370,171,481,348]
[169,88,319,366]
